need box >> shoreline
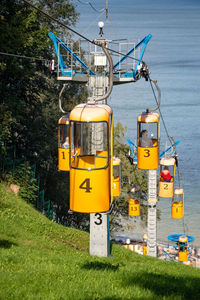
[112,235,200,268]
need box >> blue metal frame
[163,250,174,261]
[160,141,180,158]
[49,32,151,80]
[48,32,95,76]
[127,139,180,164]
[127,139,137,162]
[168,234,195,243]
[113,34,152,76]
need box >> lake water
[74,0,200,246]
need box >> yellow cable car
[143,233,147,255]
[69,103,113,213]
[128,185,140,217]
[58,114,70,171]
[171,188,184,219]
[112,157,121,197]
[137,112,160,170]
[159,157,176,198]
[178,236,189,262]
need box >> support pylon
[147,169,157,257]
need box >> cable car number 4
[79,178,92,193]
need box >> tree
[0,1,88,227]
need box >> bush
[6,162,38,204]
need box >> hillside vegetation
[0,183,200,300]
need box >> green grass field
[0,183,200,300]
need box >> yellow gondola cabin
[137,112,160,170]
[159,157,176,198]
[58,114,70,171]
[178,236,189,262]
[143,233,147,256]
[128,185,140,217]
[112,157,121,197]
[171,188,184,219]
[69,103,113,213]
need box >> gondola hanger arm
[146,79,161,113]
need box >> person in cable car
[160,166,171,182]
[129,184,140,197]
[139,130,153,147]
[62,136,69,149]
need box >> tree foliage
[0,0,87,225]
[6,162,38,204]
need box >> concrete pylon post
[147,169,157,257]
[89,43,110,257]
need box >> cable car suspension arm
[146,79,161,112]
[59,84,68,113]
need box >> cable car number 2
[79,178,92,193]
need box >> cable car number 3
[79,178,92,193]
[144,149,150,157]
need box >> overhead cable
[74,9,105,43]
[76,0,106,13]
[23,0,93,44]
[0,51,48,62]
[148,74,173,148]
[22,0,141,63]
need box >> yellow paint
[58,148,70,171]
[113,179,120,197]
[58,116,70,171]
[129,199,140,216]
[159,181,174,198]
[159,157,176,198]
[172,188,184,219]
[143,245,147,256]
[178,236,189,262]
[69,103,113,213]
[137,146,159,169]
[171,202,183,219]
[70,167,110,213]
[137,112,160,170]
[112,157,121,197]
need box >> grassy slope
[0,183,200,300]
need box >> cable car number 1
[79,178,92,193]
[62,151,65,159]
